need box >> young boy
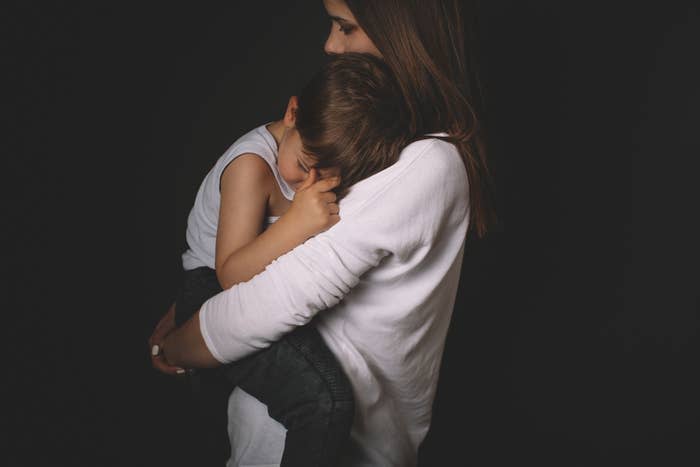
[166,53,411,466]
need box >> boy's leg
[174,266,223,327]
[215,323,355,467]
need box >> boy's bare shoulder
[221,153,275,191]
[223,153,275,179]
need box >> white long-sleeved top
[200,136,470,467]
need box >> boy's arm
[215,156,339,289]
[214,153,278,288]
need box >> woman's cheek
[354,35,382,57]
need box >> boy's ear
[283,96,298,127]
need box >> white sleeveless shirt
[181,124,295,271]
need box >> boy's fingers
[298,168,318,191]
[313,176,341,192]
[320,192,337,203]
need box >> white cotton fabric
[225,389,286,467]
[181,124,294,271]
[200,137,470,467]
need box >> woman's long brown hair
[344,0,495,237]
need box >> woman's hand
[285,168,341,239]
[148,303,186,376]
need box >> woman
[151,1,494,465]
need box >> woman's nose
[324,28,343,55]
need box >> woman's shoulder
[401,136,462,167]
[341,136,467,214]
[387,136,466,188]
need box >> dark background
[7,1,699,466]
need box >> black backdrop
[7,1,699,466]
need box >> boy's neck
[266,120,285,149]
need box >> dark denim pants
[175,267,355,467]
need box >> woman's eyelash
[338,24,356,34]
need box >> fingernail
[176,369,185,375]
[151,344,160,356]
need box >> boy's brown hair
[295,53,412,199]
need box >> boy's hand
[287,168,341,239]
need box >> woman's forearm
[161,312,221,368]
[200,230,379,364]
